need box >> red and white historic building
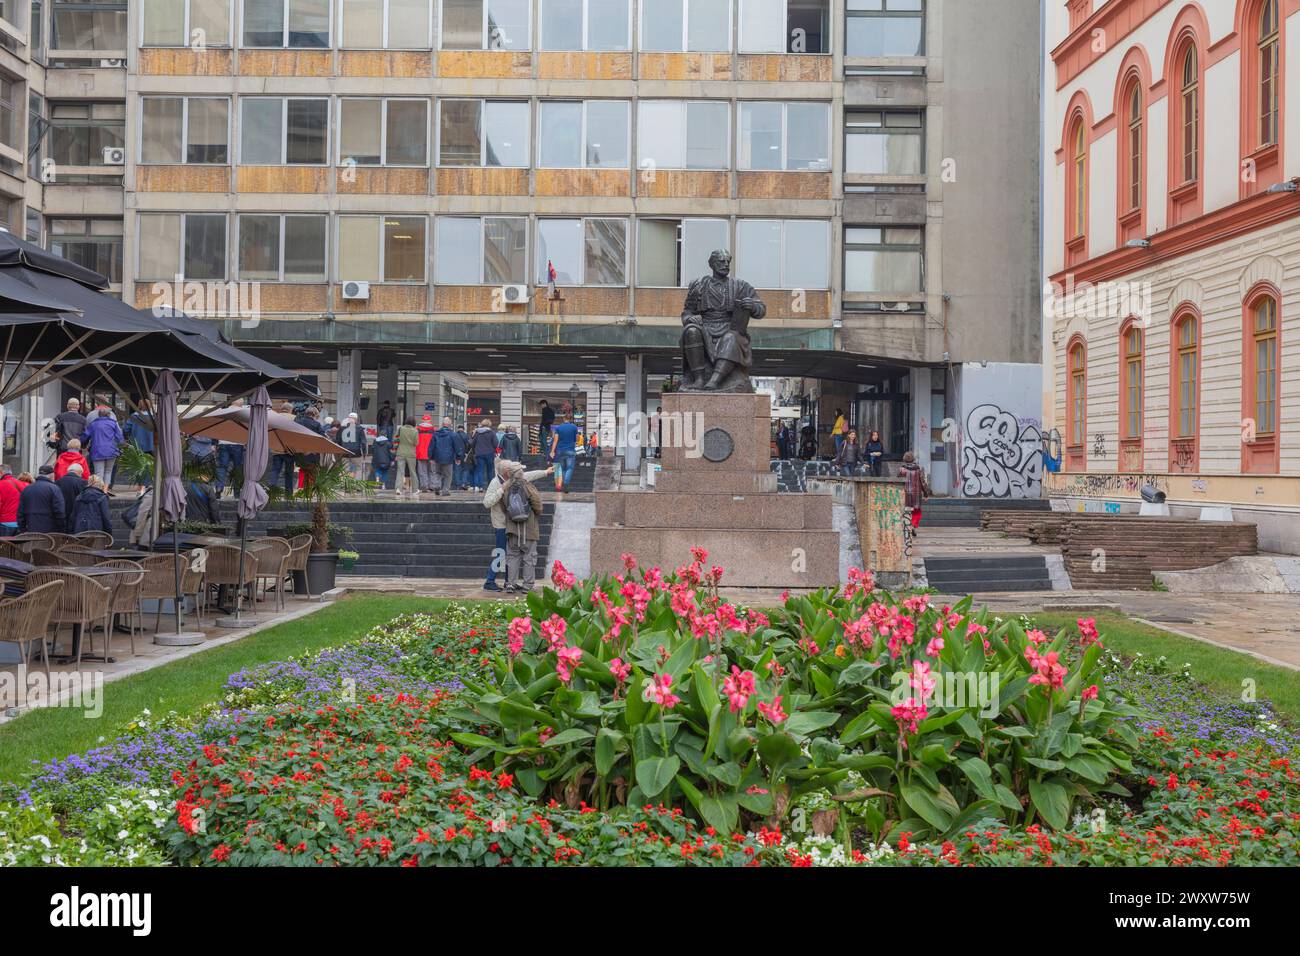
[1043,0,1300,553]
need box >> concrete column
[623,354,645,473]
[910,367,932,473]
[336,349,362,417]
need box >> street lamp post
[593,373,608,455]
[568,382,582,446]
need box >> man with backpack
[481,458,552,591]
[496,461,543,592]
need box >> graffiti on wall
[960,404,1044,499]
[1050,472,1169,498]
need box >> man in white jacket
[481,458,552,592]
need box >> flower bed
[1,570,1296,867]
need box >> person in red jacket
[54,438,91,480]
[0,466,22,535]
[415,414,436,494]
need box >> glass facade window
[142,0,232,47]
[636,100,728,171]
[52,0,128,51]
[739,0,829,54]
[846,0,923,57]
[738,101,830,171]
[636,218,728,287]
[437,99,528,167]
[737,219,829,289]
[435,216,527,285]
[639,0,730,53]
[49,218,123,284]
[535,218,627,286]
[141,97,229,164]
[338,98,428,166]
[48,102,125,166]
[237,213,327,281]
[844,226,922,294]
[539,0,629,51]
[846,110,922,175]
[337,215,427,282]
[339,0,431,48]
[242,0,329,47]
[137,212,228,281]
[239,97,328,164]
[440,0,530,50]
[538,100,629,169]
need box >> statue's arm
[682,280,702,324]
[738,282,766,320]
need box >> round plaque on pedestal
[701,428,735,463]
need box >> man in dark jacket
[430,417,464,497]
[123,401,156,455]
[469,419,498,491]
[18,465,66,533]
[71,477,113,534]
[376,400,396,439]
[53,398,87,453]
[56,463,88,531]
[499,425,523,461]
[538,400,555,457]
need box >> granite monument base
[590,392,838,587]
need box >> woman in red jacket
[54,438,91,480]
[0,467,21,535]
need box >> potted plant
[291,459,369,593]
[338,549,359,572]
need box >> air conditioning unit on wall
[99,58,127,69]
[101,146,126,165]
[499,284,528,305]
[341,280,371,301]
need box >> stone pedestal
[590,392,838,587]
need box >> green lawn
[0,595,451,783]
[1032,612,1300,722]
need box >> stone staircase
[920,497,1052,528]
[240,500,558,579]
[923,554,1055,593]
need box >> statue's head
[708,249,732,278]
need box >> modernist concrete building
[1042,0,1300,553]
[1,0,1041,493]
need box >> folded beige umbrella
[180,406,351,457]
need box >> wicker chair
[98,560,145,656]
[60,547,101,568]
[202,544,253,615]
[251,538,293,611]
[73,531,114,550]
[24,569,112,669]
[0,540,28,561]
[286,534,314,598]
[0,580,64,676]
[45,533,78,551]
[30,548,74,567]
[11,533,54,554]
[139,554,207,632]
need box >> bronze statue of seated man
[680,249,767,393]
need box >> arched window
[1242,288,1281,474]
[1119,320,1143,470]
[1259,0,1280,147]
[1126,81,1143,212]
[1253,296,1278,434]
[1072,121,1087,238]
[1066,338,1087,470]
[1180,46,1199,184]
[1170,311,1200,472]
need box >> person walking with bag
[899,451,931,535]
[501,461,543,592]
[835,428,864,476]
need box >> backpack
[504,478,532,524]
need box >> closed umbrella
[224,387,271,626]
[150,370,203,645]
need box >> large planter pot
[305,552,339,593]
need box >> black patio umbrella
[0,233,246,404]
